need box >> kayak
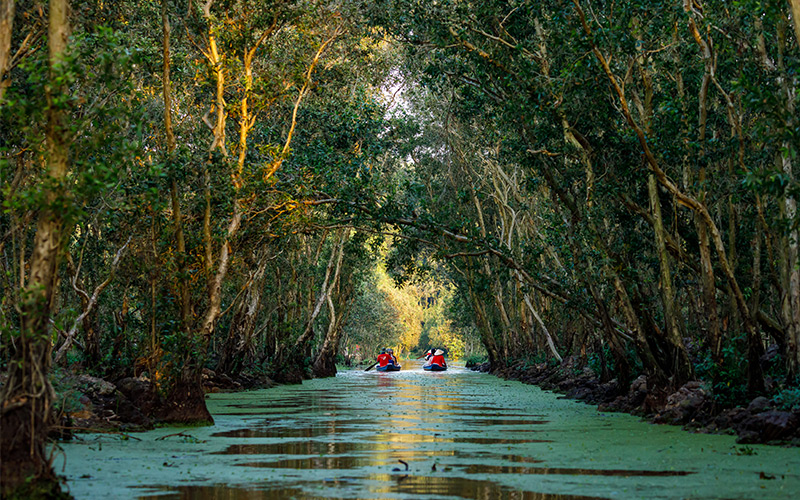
[423,364,446,371]
[376,365,401,372]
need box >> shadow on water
[453,451,544,463]
[462,418,550,426]
[211,427,363,438]
[460,465,695,476]
[136,476,609,500]
[134,484,358,500]
[234,455,422,469]
[210,441,410,455]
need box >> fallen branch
[53,427,142,440]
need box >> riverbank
[48,368,277,436]
[469,357,800,446]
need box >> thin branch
[53,237,132,364]
[263,26,343,181]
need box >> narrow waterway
[58,364,800,499]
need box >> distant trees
[340,254,483,360]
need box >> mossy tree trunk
[0,0,69,496]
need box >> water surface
[57,365,800,499]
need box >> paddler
[376,348,389,368]
[386,348,398,367]
[428,349,447,370]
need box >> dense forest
[2,0,800,497]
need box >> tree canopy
[1,0,800,496]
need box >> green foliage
[772,387,800,412]
[734,445,758,456]
[695,334,750,407]
[464,354,487,368]
[50,369,84,416]
[2,480,72,500]
[588,346,614,378]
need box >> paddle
[364,361,379,372]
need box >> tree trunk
[217,251,271,377]
[574,0,764,393]
[0,0,13,101]
[790,0,800,52]
[776,28,800,374]
[158,366,213,424]
[0,1,68,495]
[612,275,667,386]
[648,173,693,383]
[465,264,501,368]
[312,230,349,378]
[162,0,190,331]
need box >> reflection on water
[135,484,363,500]
[211,427,361,438]
[210,440,410,455]
[148,368,589,498]
[357,474,608,499]
[137,478,607,500]
[57,364,800,500]
[235,456,422,469]
[364,433,551,444]
[193,369,684,498]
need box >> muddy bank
[469,357,800,446]
[50,369,276,436]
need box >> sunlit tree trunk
[162,0,190,331]
[790,0,800,52]
[0,0,13,101]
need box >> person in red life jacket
[376,348,390,368]
[429,349,447,370]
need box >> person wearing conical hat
[424,348,447,371]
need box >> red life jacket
[377,353,390,367]
[431,354,446,366]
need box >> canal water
[57,364,800,499]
